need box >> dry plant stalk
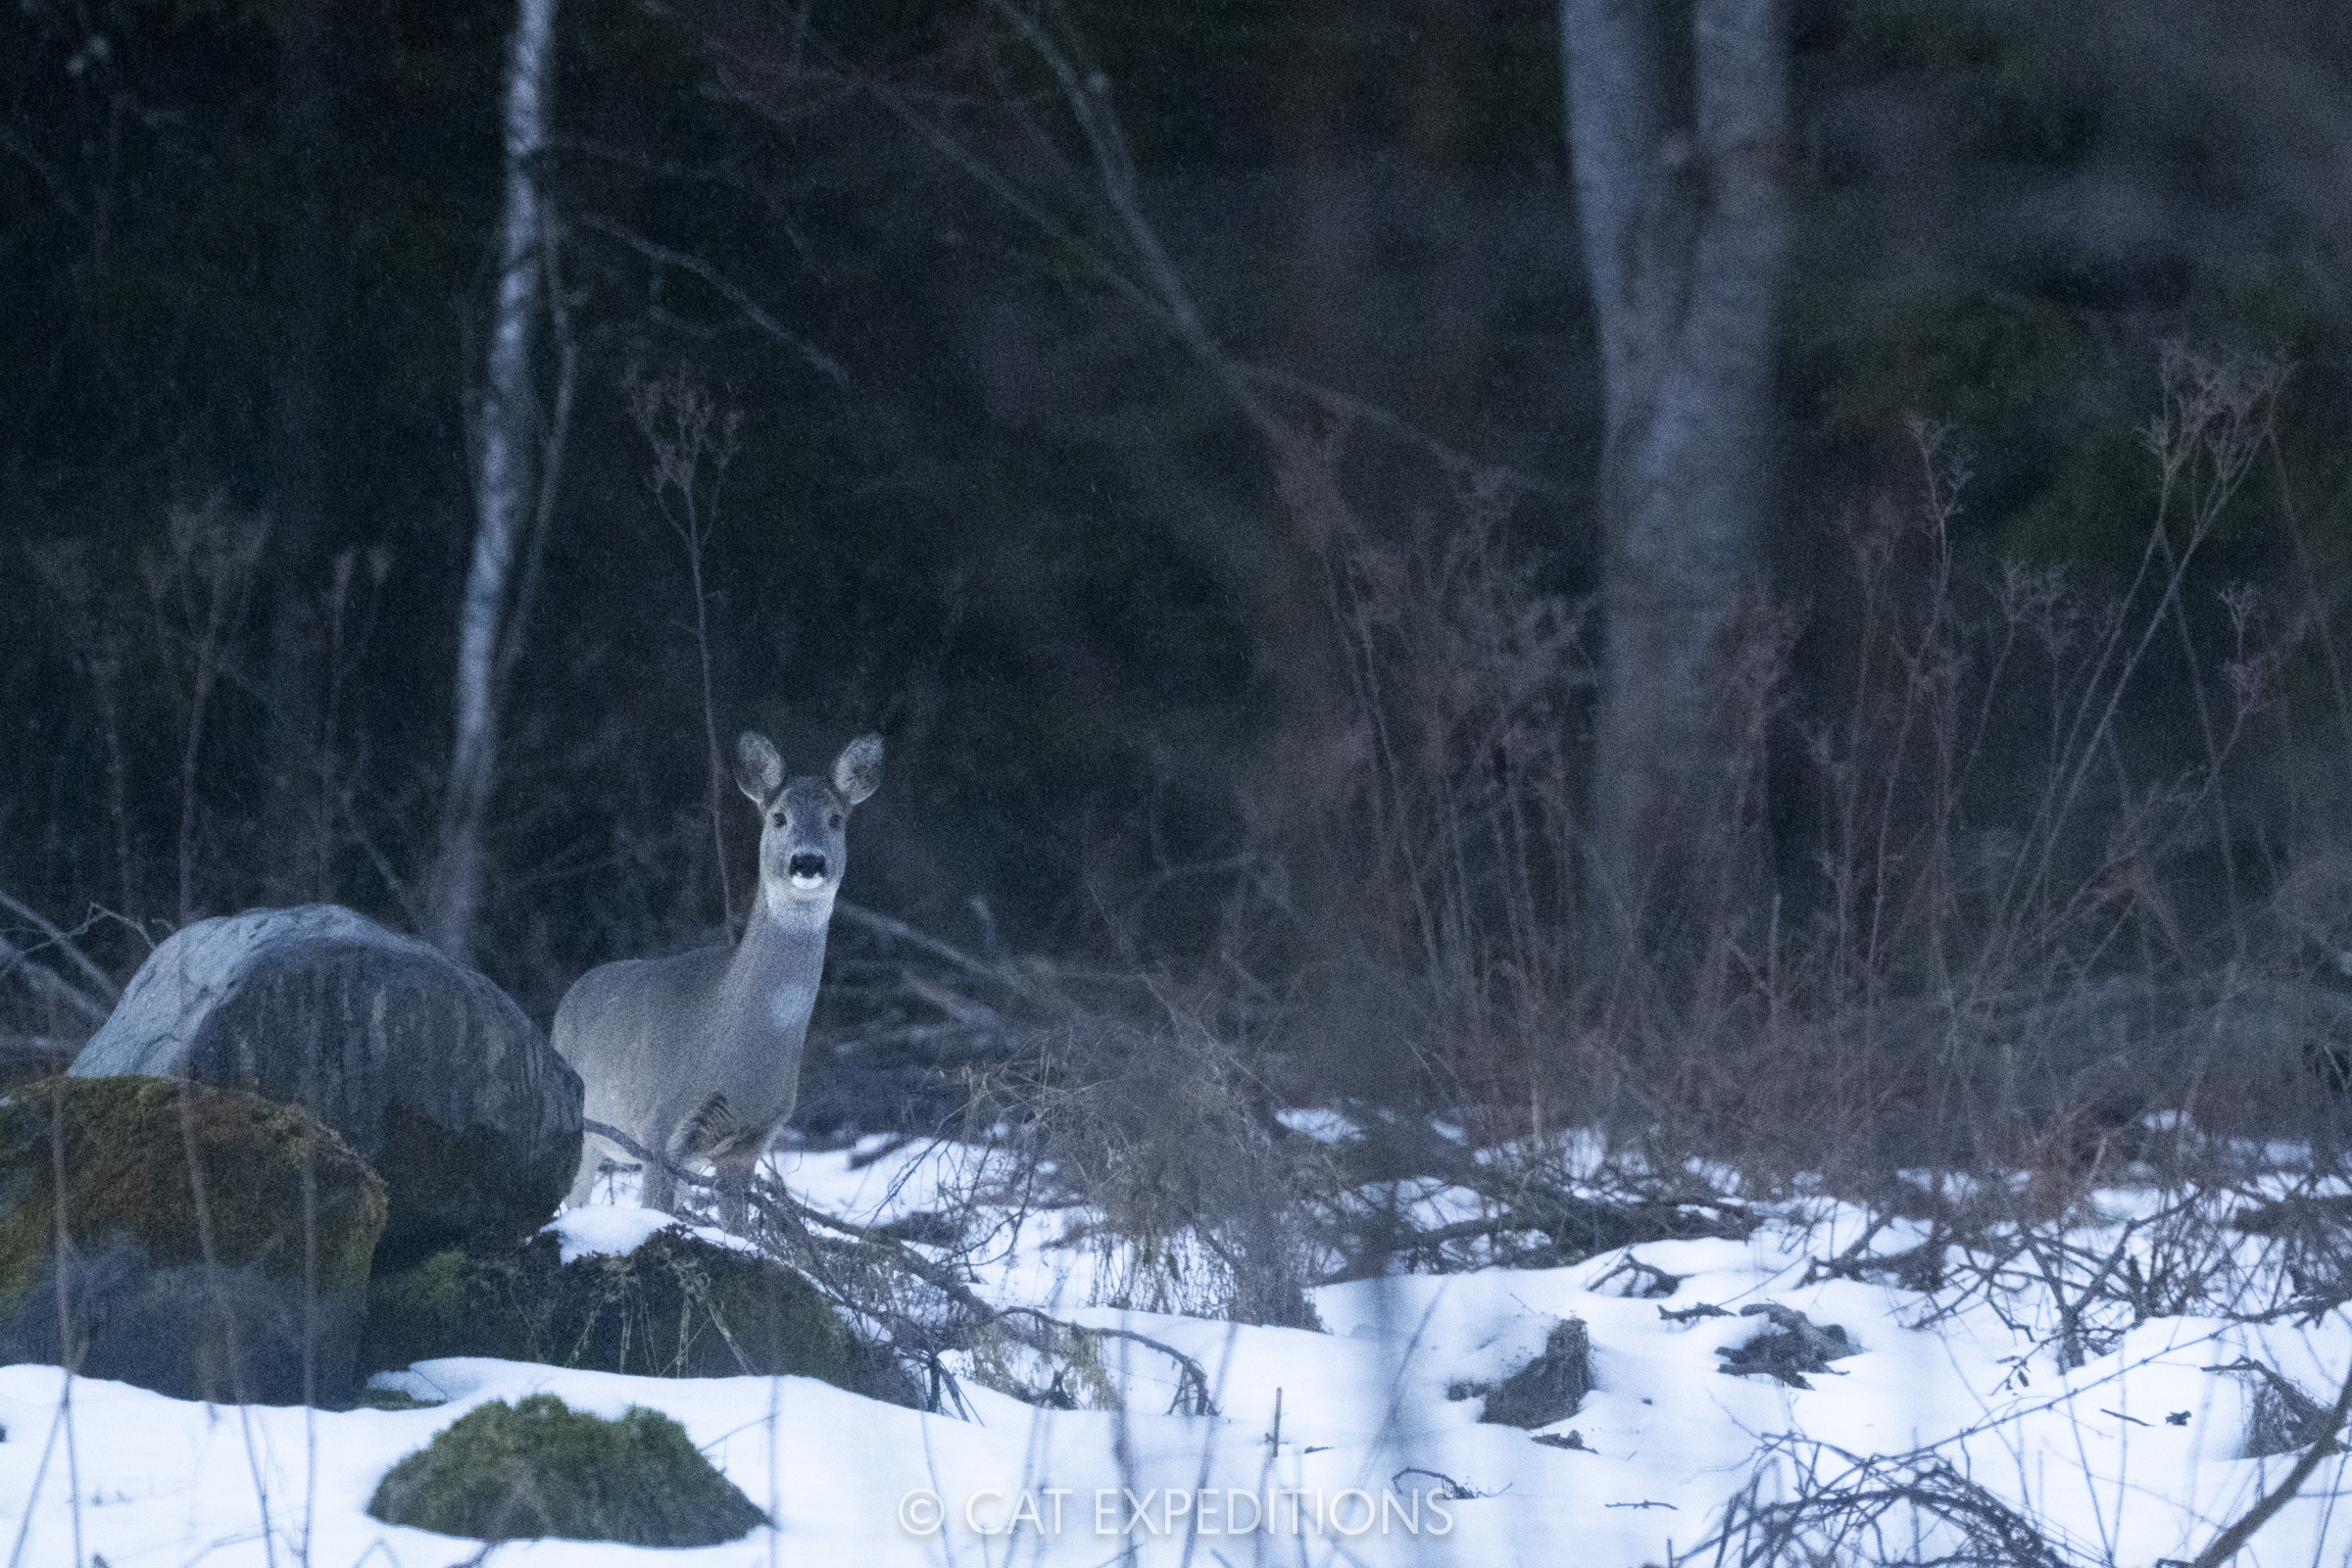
[141,500,269,927]
[627,366,744,937]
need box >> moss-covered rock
[368,1393,766,1546]
[1480,1317,1592,1429]
[68,905,583,1268]
[0,1075,386,1402]
[364,1225,918,1404]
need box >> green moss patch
[0,1075,387,1402]
[355,1386,443,1411]
[368,1393,765,1546]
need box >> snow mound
[545,1203,764,1264]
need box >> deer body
[556,730,881,1224]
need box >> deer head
[733,730,883,909]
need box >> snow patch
[1276,1106,1361,1143]
[545,1202,764,1263]
[9,1133,2352,1565]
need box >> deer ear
[833,733,884,805]
[735,731,785,805]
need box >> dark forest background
[8,0,2352,1160]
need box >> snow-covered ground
[5,1130,2350,1566]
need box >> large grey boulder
[72,906,582,1267]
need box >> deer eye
[828,811,843,829]
[771,811,787,828]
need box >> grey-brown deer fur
[555,729,881,1227]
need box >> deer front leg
[564,1145,604,1209]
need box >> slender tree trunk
[428,0,561,960]
[262,0,346,901]
[1561,0,1788,987]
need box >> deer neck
[718,887,833,1038]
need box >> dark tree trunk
[261,0,349,899]
[1560,0,1788,993]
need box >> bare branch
[0,934,110,1028]
[0,892,121,1006]
[2185,1359,2352,1568]
[834,899,1022,988]
[577,214,850,384]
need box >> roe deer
[555,729,882,1227]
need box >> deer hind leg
[672,1094,752,1226]
[711,1144,762,1234]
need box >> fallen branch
[995,1306,1213,1416]
[1591,1254,1685,1298]
[1699,1442,2083,1568]
[577,1117,1214,1415]
[1391,1466,1496,1501]
[2184,1357,2352,1568]
[1332,1186,1750,1280]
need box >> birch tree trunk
[426,0,560,961]
[1561,0,1788,987]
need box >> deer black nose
[788,852,828,880]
